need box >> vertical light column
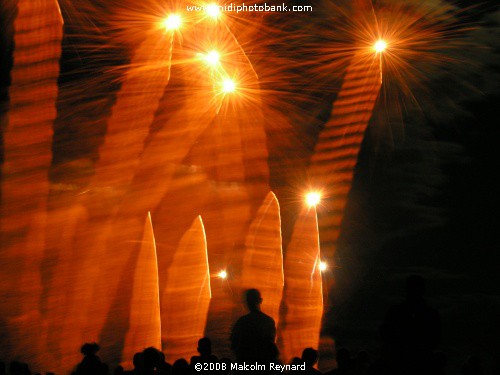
[194,17,269,359]
[121,213,162,369]
[60,19,201,365]
[280,206,323,363]
[91,22,174,190]
[240,191,284,325]
[162,216,211,363]
[0,0,62,371]
[308,0,382,258]
[88,31,217,365]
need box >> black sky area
[1,0,499,373]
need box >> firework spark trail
[90,25,174,190]
[309,50,382,255]
[308,0,472,260]
[162,216,211,363]
[44,18,176,370]
[89,34,218,363]
[280,206,323,363]
[0,0,62,371]
[307,0,382,259]
[121,212,161,370]
[192,17,270,357]
[240,191,284,326]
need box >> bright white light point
[222,79,236,93]
[306,192,321,207]
[206,3,221,18]
[319,261,327,272]
[204,50,220,66]
[218,270,227,279]
[374,39,387,53]
[164,14,181,30]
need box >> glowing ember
[306,192,321,207]
[206,4,221,19]
[319,261,327,272]
[204,50,220,66]
[217,270,227,279]
[221,78,236,93]
[164,14,181,30]
[374,39,387,53]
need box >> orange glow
[163,14,181,30]
[374,39,387,53]
[221,78,236,93]
[217,270,227,279]
[206,3,221,19]
[203,50,220,66]
[306,192,321,207]
[319,261,327,272]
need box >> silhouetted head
[289,357,302,366]
[80,343,100,356]
[336,348,351,369]
[301,348,318,367]
[9,362,30,375]
[9,362,23,375]
[172,359,189,375]
[113,365,124,375]
[406,275,425,300]
[197,337,212,356]
[142,347,161,370]
[245,289,262,311]
[132,352,144,370]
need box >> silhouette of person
[9,361,31,375]
[190,337,218,367]
[141,347,162,375]
[124,352,143,375]
[301,348,322,375]
[171,359,189,375]
[380,275,441,375]
[157,351,172,375]
[230,289,278,364]
[74,343,107,375]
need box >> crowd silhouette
[0,277,487,374]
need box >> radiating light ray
[319,261,328,272]
[201,49,221,66]
[218,270,228,279]
[164,14,181,30]
[205,3,221,20]
[374,39,387,53]
[306,192,321,207]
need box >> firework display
[0,0,495,373]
